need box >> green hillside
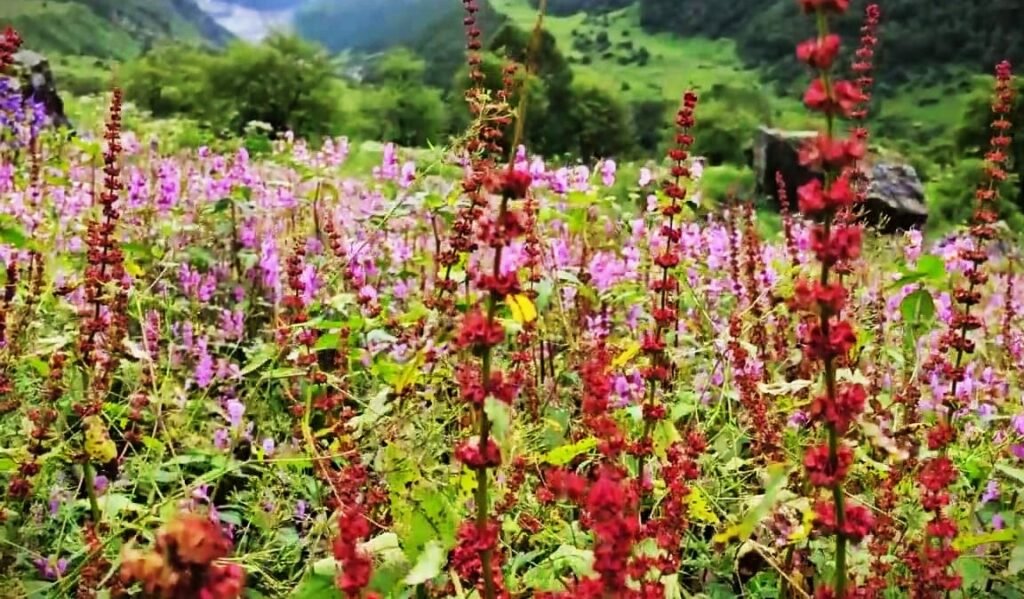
[0,0,232,59]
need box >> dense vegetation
[638,0,1024,86]
[2,1,1024,598]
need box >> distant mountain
[0,0,233,58]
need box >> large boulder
[11,50,71,129]
[752,126,927,232]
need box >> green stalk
[83,461,102,524]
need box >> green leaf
[956,556,989,591]
[186,246,217,270]
[900,289,935,322]
[0,218,29,249]
[25,357,50,377]
[290,573,341,599]
[522,544,594,590]
[403,540,445,585]
[995,463,1024,486]
[314,332,340,351]
[240,346,276,376]
[484,398,511,443]
[954,528,1017,551]
[712,464,790,544]
[265,367,305,380]
[543,437,598,465]
[1009,542,1024,576]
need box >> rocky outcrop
[753,126,927,232]
[12,50,71,129]
[863,163,928,232]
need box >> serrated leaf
[403,540,445,585]
[543,437,599,465]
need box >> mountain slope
[0,0,233,59]
[639,0,1024,85]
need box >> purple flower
[300,263,320,306]
[1012,413,1024,436]
[600,159,616,187]
[638,167,652,187]
[982,479,1000,504]
[193,337,214,389]
[33,557,68,581]
[399,161,417,188]
[214,428,230,450]
[93,475,109,495]
[226,399,245,429]
[992,513,1005,530]
[788,411,810,428]
[262,438,276,457]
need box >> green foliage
[955,76,1024,212]
[530,0,632,16]
[563,79,634,159]
[926,158,1023,234]
[123,34,342,140]
[637,0,1024,87]
[358,51,447,147]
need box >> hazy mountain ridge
[0,0,233,58]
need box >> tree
[361,50,447,147]
[123,43,213,119]
[204,34,341,138]
[565,80,634,159]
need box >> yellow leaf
[688,487,720,524]
[84,416,117,463]
[611,340,641,369]
[394,352,425,394]
[125,258,144,278]
[506,294,537,324]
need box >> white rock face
[195,0,296,41]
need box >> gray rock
[752,126,927,232]
[864,163,928,231]
[12,50,71,130]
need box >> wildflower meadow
[0,1,1023,598]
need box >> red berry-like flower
[804,442,853,487]
[797,35,841,70]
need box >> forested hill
[524,0,1024,84]
[0,0,232,59]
